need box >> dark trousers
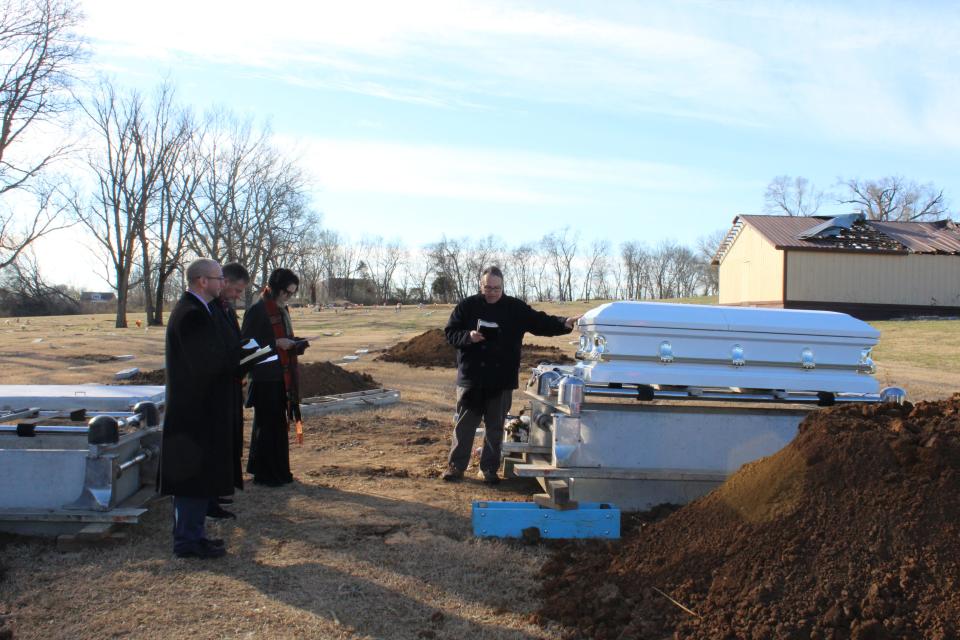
[173,496,209,552]
[447,387,512,472]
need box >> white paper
[240,345,272,366]
[243,338,260,349]
[256,354,279,364]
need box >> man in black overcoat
[442,266,581,484]
[204,261,251,520]
[160,258,242,559]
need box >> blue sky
[34,0,960,288]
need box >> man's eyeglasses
[283,288,297,296]
[204,275,224,281]
[482,286,502,292]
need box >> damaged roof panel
[713,215,960,265]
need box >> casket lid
[580,302,878,340]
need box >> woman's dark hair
[268,268,300,293]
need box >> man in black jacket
[443,266,580,484]
[205,261,250,520]
[160,258,242,559]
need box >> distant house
[712,214,960,319]
[80,291,116,302]
[317,278,378,305]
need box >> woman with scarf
[241,268,309,486]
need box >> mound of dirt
[118,368,166,385]
[537,395,960,639]
[115,362,379,397]
[376,328,574,368]
[298,361,380,397]
[74,353,121,363]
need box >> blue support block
[472,501,620,539]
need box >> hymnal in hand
[477,319,500,340]
[240,345,272,366]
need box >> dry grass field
[0,302,957,639]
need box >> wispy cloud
[278,136,734,205]
[79,0,960,149]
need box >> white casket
[574,301,879,394]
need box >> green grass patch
[871,319,960,372]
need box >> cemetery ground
[0,303,957,639]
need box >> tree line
[291,228,724,308]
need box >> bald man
[159,258,242,559]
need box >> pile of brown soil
[537,395,960,639]
[118,368,166,385]
[74,353,121,363]
[376,328,574,368]
[115,362,379,397]
[298,361,380,398]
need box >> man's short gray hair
[186,258,220,282]
[480,266,503,280]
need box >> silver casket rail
[507,301,906,511]
[0,385,165,536]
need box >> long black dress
[241,296,295,485]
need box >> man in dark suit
[160,258,242,559]
[206,261,251,520]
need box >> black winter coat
[159,293,242,497]
[241,298,288,383]
[215,300,245,490]
[445,294,572,390]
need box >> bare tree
[0,0,83,268]
[620,241,652,300]
[764,175,825,217]
[429,236,470,301]
[293,227,327,305]
[147,107,200,325]
[186,109,318,299]
[580,239,609,300]
[650,240,676,299]
[76,81,151,328]
[367,236,403,303]
[541,226,578,301]
[839,176,949,221]
[668,244,700,298]
[610,257,623,300]
[0,247,78,315]
[509,243,536,301]
[128,83,197,326]
[403,246,433,303]
[531,250,552,302]
[696,228,726,296]
[465,235,504,287]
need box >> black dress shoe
[206,504,237,519]
[175,543,226,559]
[217,497,233,505]
[202,538,225,548]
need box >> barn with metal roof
[712,214,960,319]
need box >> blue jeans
[172,496,208,552]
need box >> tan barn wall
[718,225,784,305]
[786,252,960,307]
